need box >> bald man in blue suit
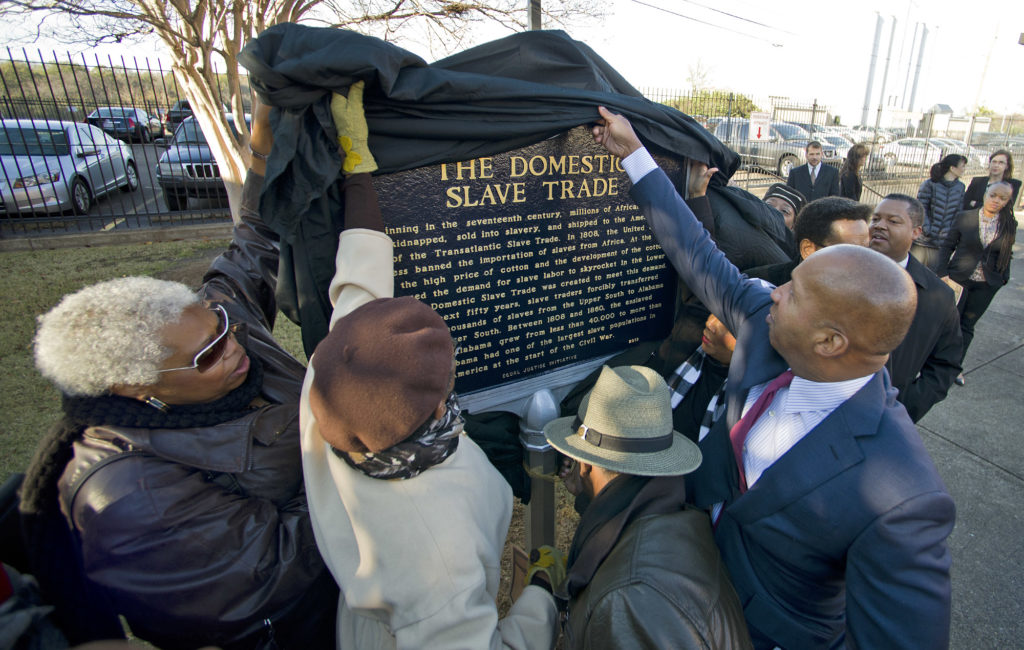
[591,106,954,649]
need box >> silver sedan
[0,119,139,216]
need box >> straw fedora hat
[544,365,702,476]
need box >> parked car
[928,138,988,166]
[163,99,194,135]
[876,138,945,169]
[817,134,854,160]
[714,119,838,177]
[86,107,161,142]
[0,119,139,215]
[155,114,248,211]
[163,100,229,135]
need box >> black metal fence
[2,50,1022,240]
[0,48,254,238]
[641,87,1024,201]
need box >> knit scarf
[61,353,265,429]
[334,391,463,480]
[557,474,688,603]
[20,353,265,517]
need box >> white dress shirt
[741,373,872,487]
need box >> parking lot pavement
[915,227,1024,647]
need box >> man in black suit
[786,141,839,200]
[869,193,962,422]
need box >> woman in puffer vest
[912,153,968,271]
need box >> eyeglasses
[157,304,231,374]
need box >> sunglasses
[157,304,232,374]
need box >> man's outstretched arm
[590,107,771,337]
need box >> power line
[629,0,783,47]
[674,0,797,36]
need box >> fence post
[727,93,734,121]
[921,112,934,175]
[810,99,818,134]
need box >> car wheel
[120,161,140,192]
[778,154,798,178]
[164,190,186,211]
[70,177,92,215]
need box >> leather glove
[330,80,378,174]
[525,545,567,592]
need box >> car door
[77,124,118,195]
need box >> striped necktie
[729,370,794,493]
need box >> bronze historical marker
[375,126,683,411]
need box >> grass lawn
[0,237,307,480]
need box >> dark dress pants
[957,279,1002,363]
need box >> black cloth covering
[236,25,798,357]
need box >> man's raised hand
[687,160,720,198]
[591,106,642,160]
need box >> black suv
[155,115,248,211]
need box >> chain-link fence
[2,51,1022,240]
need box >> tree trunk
[172,63,247,224]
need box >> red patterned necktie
[729,370,794,493]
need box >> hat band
[572,417,673,453]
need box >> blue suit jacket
[631,165,955,649]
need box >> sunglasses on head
[157,304,231,374]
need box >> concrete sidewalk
[915,228,1024,647]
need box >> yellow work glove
[525,545,567,592]
[330,80,378,174]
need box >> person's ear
[799,238,820,260]
[813,327,848,358]
[577,461,594,478]
[109,383,149,400]
[912,224,923,240]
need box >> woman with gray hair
[19,100,338,649]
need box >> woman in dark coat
[19,101,338,649]
[963,149,1020,213]
[936,181,1016,386]
[839,143,869,201]
[913,154,968,271]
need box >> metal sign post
[519,389,560,550]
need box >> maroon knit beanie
[310,296,454,453]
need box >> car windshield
[0,126,71,156]
[773,123,811,140]
[94,108,133,118]
[172,120,208,145]
[171,118,245,145]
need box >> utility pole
[872,16,898,144]
[861,14,884,127]
[908,25,928,112]
[529,0,542,30]
[900,23,921,110]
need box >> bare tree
[1,0,601,219]
[686,58,712,94]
